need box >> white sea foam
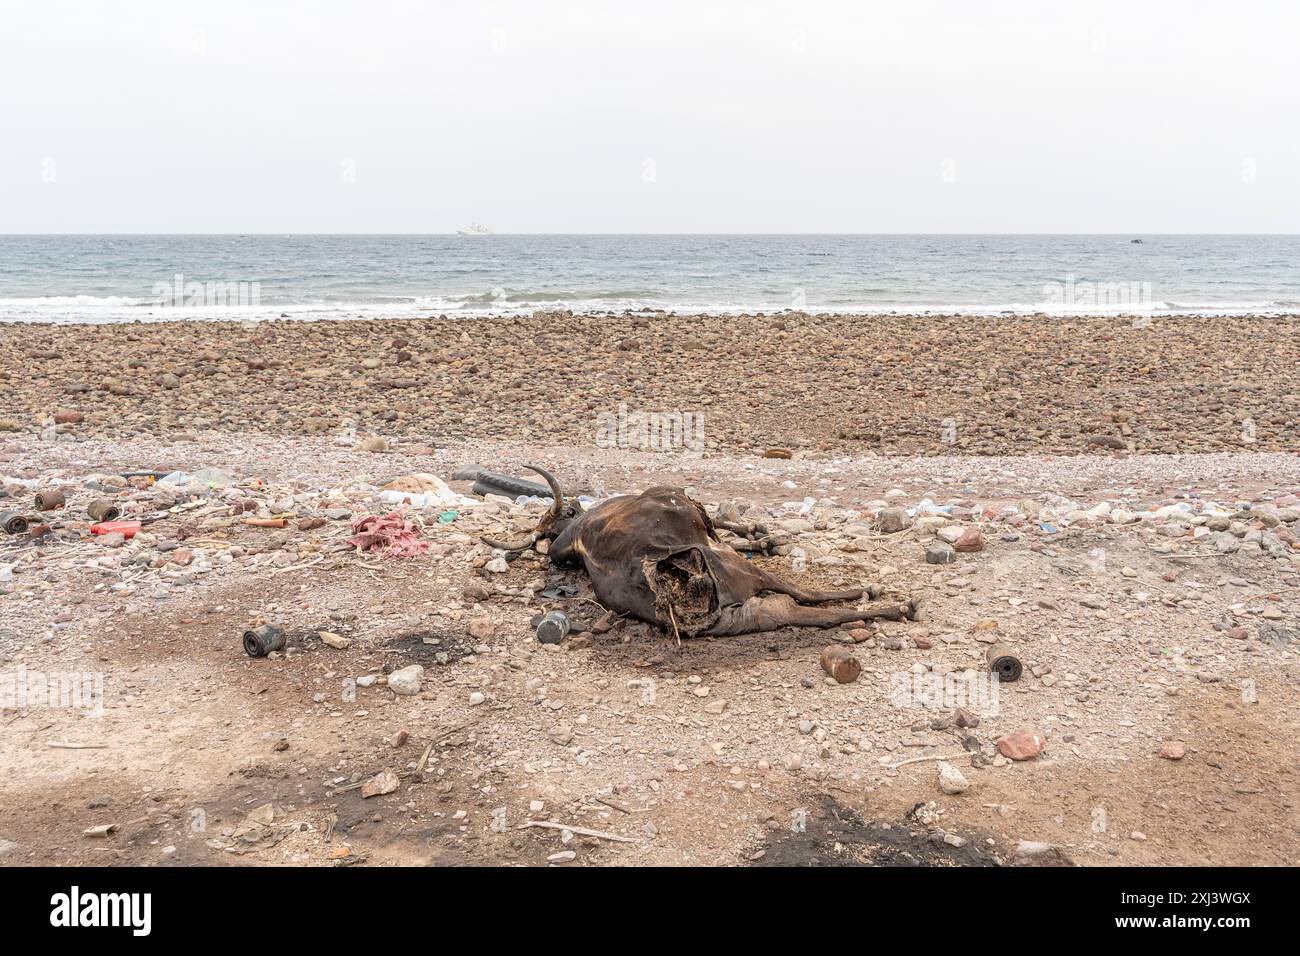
[3,296,1296,325]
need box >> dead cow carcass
[482,466,917,637]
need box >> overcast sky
[1,1,1295,233]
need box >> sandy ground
[2,423,1297,867]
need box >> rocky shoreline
[3,311,1297,456]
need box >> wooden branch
[519,820,636,843]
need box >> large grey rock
[937,761,970,795]
[878,507,912,534]
[387,664,425,696]
[925,542,957,564]
[1211,532,1240,554]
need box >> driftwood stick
[593,794,632,814]
[415,742,434,775]
[519,820,636,843]
[887,751,976,770]
[267,555,325,576]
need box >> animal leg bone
[706,593,917,635]
[754,568,880,604]
[714,520,768,537]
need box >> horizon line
[3,231,1298,238]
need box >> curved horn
[481,530,537,552]
[524,465,565,516]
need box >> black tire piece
[472,471,552,500]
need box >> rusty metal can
[0,510,29,535]
[243,624,286,658]
[820,644,861,684]
[35,488,66,511]
[87,500,122,522]
[986,642,1023,682]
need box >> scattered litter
[536,610,571,645]
[986,642,1023,682]
[243,624,286,658]
[34,488,66,511]
[820,644,861,684]
[381,473,459,507]
[0,511,29,535]
[89,520,142,539]
[242,517,288,528]
[347,511,428,557]
[86,500,121,522]
[189,467,237,489]
[472,470,553,501]
[540,584,578,599]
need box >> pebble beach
[3,311,1298,456]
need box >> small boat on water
[457,223,490,236]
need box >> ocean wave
[0,294,156,307]
[5,299,1299,326]
[457,288,664,304]
[2,293,1298,325]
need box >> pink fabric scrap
[347,510,429,558]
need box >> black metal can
[243,624,286,657]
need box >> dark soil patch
[381,630,476,669]
[753,797,1001,867]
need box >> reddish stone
[170,549,194,567]
[1159,740,1186,760]
[953,529,985,553]
[954,707,980,729]
[53,410,84,424]
[297,516,327,531]
[996,731,1046,761]
[1227,626,1249,640]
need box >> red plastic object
[90,520,142,538]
